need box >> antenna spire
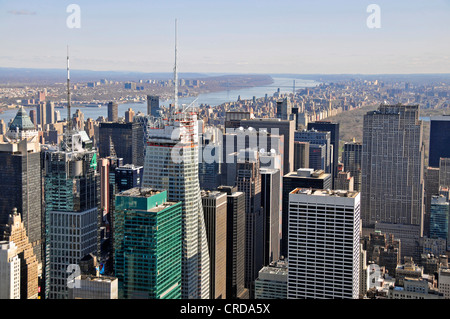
[67,45,72,133]
[174,19,178,113]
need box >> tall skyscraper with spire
[141,20,210,299]
[42,50,100,299]
[142,112,210,299]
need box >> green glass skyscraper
[114,188,182,299]
[430,195,449,241]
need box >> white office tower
[287,188,361,299]
[0,241,21,299]
[142,112,210,299]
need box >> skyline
[1,0,450,74]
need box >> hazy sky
[1,0,450,74]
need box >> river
[0,76,320,124]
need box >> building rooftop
[285,169,329,179]
[201,190,227,199]
[119,187,163,198]
[117,164,143,170]
[79,274,118,283]
[8,107,35,132]
[290,188,359,198]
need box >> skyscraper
[115,164,143,193]
[222,127,284,186]
[142,113,210,299]
[0,119,7,135]
[307,121,340,182]
[260,168,281,265]
[361,104,424,260]
[0,108,43,265]
[0,208,39,299]
[429,115,450,168]
[239,118,295,175]
[43,129,100,299]
[224,111,253,130]
[424,166,440,237]
[293,141,309,170]
[342,142,363,192]
[114,188,182,299]
[98,122,144,166]
[254,260,288,299]
[236,149,264,298]
[199,126,222,191]
[201,191,227,299]
[45,101,55,125]
[37,102,46,127]
[276,98,291,121]
[281,168,332,257]
[216,185,247,299]
[28,110,37,128]
[295,129,333,178]
[287,188,360,299]
[107,101,118,122]
[429,195,449,241]
[125,108,135,123]
[335,171,354,191]
[0,241,20,299]
[147,95,160,117]
[439,158,450,188]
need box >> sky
[1,0,450,74]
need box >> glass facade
[114,189,182,299]
[430,196,450,240]
[43,133,100,299]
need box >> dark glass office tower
[276,98,291,121]
[424,167,440,237]
[236,150,264,298]
[201,191,227,299]
[98,122,144,166]
[115,164,143,193]
[293,141,309,170]
[342,142,363,192]
[0,108,43,265]
[217,185,248,299]
[295,129,333,178]
[260,168,281,265]
[45,101,55,125]
[429,116,450,168]
[308,121,339,180]
[107,101,118,122]
[43,130,100,299]
[147,95,160,117]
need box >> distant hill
[0,67,210,84]
[269,73,450,85]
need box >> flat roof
[284,170,329,179]
[120,187,163,198]
[290,188,359,198]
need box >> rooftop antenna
[182,96,199,113]
[173,18,178,113]
[67,45,72,133]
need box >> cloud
[8,10,37,16]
